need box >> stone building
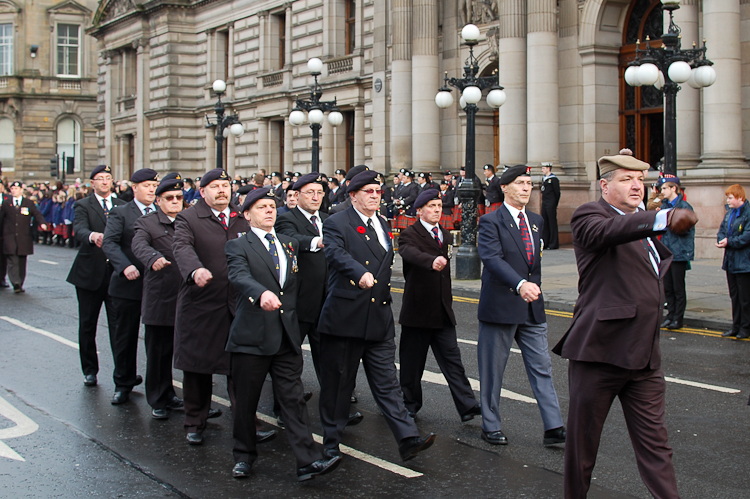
[85,0,750,257]
[0,0,99,181]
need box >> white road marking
[171,380,423,478]
[38,260,59,265]
[457,338,522,355]
[664,377,741,394]
[0,395,40,462]
[0,316,79,350]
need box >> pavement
[391,244,733,332]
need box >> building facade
[81,0,750,257]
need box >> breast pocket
[597,305,637,321]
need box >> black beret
[345,164,370,181]
[156,178,184,196]
[335,169,346,175]
[237,184,255,195]
[162,172,182,182]
[283,177,292,183]
[417,172,428,179]
[443,170,453,176]
[90,165,112,179]
[414,189,441,209]
[285,171,293,177]
[441,180,451,185]
[9,180,22,188]
[131,168,159,183]
[241,186,277,212]
[271,172,281,178]
[483,164,495,172]
[499,164,532,185]
[403,171,413,178]
[399,168,409,174]
[200,168,230,187]
[293,172,301,178]
[347,170,383,193]
[294,172,327,191]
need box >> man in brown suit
[2,181,48,293]
[552,154,697,499]
[397,189,480,422]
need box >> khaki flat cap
[598,155,650,176]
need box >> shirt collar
[503,202,526,221]
[210,206,230,218]
[419,218,439,233]
[133,198,154,214]
[94,192,112,204]
[251,226,277,241]
[353,206,377,226]
[298,206,320,221]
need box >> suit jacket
[172,199,249,375]
[541,174,561,208]
[399,182,420,216]
[2,197,47,256]
[441,188,455,215]
[67,194,126,291]
[477,204,545,325]
[552,198,673,370]
[398,221,456,329]
[225,231,301,355]
[102,201,147,301]
[132,208,181,326]
[275,207,329,323]
[485,176,504,205]
[0,193,8,245]
[317,207,395,341]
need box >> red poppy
[388,232,393,239]
[357,226,366,234]
[230,212,237,218]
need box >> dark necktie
[310,215,319,235]
[367,218,386,257]
[265,233,280,280]
[144,206,153,215]
[431,226,441,247]
[518,213,533,265]
[15,199,20,208]
[641,238,660,273]
[102,199,110,218]
[218,212,227,229]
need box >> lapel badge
[532,224,538,232]
[365,234,371,241]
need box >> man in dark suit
[270,172,284,206]
[102,168,159,405]
[482,164,504,213]
[225,187,341,481]
[394,170,419,216]
[552,154,697,499]
[398,189,480,421]
[317,170,437,461]
[540,163,561,250]
[476,165,565,447]
[2,181,48,293]
[132,177,185,419]
[66,165,126,387]
[331,169,347,205]
[0,182,10,287]
[329,165,369,215]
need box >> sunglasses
[162,194,184,201]
[360,189,385,195]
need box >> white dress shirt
[353,208,389,251]
[297,207,323,252]
[252,227,288,287]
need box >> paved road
[1,245,749,498]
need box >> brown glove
[667,208,698,234]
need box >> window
[57,24,80,76]
[56,118,81,173]
[278,14,286,68]
[345,111,355,171]
[345,0,356,55]
[0,24,11,76]
[269,14,285,71]
[0,118,14,169]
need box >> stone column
[227,23,235,100]
[134,39,148,170]
[205,128,215,172]
[227,134,236,177]
[701,0,746,169]
[671,1,701,169]
[257,118,268,171]
[371,0,389,172]
[498,0,528,165]
[390,0,412,170]
[285,5,293,68]
[526,0,558,166]
[103,51,115,167]
[284,117,293,171]
[320,123,335,176]
[411,0,440,171]
[258,11,268,72]
[354,104,366,165]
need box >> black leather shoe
[737,330,750,339]
[83,374,97,387]
[407,411,417,421]
[207,407,222,419]
[323,446,341,459]
[660,318,673,328]
[111,391,129,405]
[0,280,9,288]
[296,455,342,482]
[151,408,169,420]
[722,329,739,337]
[186,432,203,445]
[461,405,482,422]
[303,391,313,402]
[543,426,566,446]
[481,430,508,445]
[133,375,143,387]
[666,321,683,330]
[166,396,184,410]
[350,394,358,404]
[398,433,437,461]
[276,415,285,429]
[346,412,363,427]
[13,284,22,294]
[256,429,277,444]
[232,461,252,478]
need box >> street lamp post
[289,58,344,172]
[435,24,507,280]
[206,79,245,170]
[624,0,715,176]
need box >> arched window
[619,0,664,169]
[56,117,81,173]
[0,118,14,170]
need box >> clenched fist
[667,208,698,235]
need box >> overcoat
[717,200,750,274]
[102,201,146,301]
[172,199,248,375]
[552,198,673,370]
[397,221,456,329]
[2,198,46,256]
[132,208,182,326]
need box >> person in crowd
[540,164,561,250]
[277,186,298,216]
[476,165,565,447]
[329,165,370,215]
[717,184,750,339]
[0,181,8,287]
[63,188,76,248]
[270,172,284,206]
[482,164,503,214]
[398,188,480,422]
[394,170,419,217]
[38,190,54,245]
[317,169,437,462]
[439,180,455,229]
[552,154,697,499]
[659,176,695,330]
[52,191,66,246]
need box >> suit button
[387,283,391,287]
[366,260,369,265]
[374,279,378,284]
[350,280,355,286]
[371,298,375,303]
[383,301,387,305]
[280,310,284,314]
[279,291,283,296]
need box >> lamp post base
[454,244,481,280]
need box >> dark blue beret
[293,172,327,191]
[156,178,184,196]
[9,180,22,188]
[200,168,230,187]
[657,174,680,187]
[131,168,159,183]
[90,165,112,179]
[347,170,383,193]
[271,172,281,178]
[345,164,369,181]
[483,164,495,172]
[162,172,181,182]
[335,169,346,175]
[499,164,531,185]
[237,184,256,195]
[241,187,277,212]
[414,188,441,209]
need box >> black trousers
[183,371,235,433]
[7,255,27,288]
[232,342,321,467]
[542,203,559,249]
[76,283,117,376]
[727,271,750,335]
[663,261,688,323]
[319,334,419,451]
[273,320,320,416]
[110,297,141,391]
[144,325,177,410]
[399,323,478,416]
[0,249,7,282]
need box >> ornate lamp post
[289,58,344,172]
[206,79,245,170]
[435,24,507,280]
[624,0,715,176]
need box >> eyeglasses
[300,190,325,197]
[162,194,184,201]
[360,189,384,195]
[93,176,113,182]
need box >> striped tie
[265,233,280,280]
[518,213,533,265]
